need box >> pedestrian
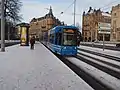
[77,39,80,46]
[30,36,35,49]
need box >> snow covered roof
[102,12,111,17]
[89,9,94,14]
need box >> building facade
[82,7,111,42]
[111,4,120,42]
[29,6,63,39]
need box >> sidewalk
[0,43,93,90]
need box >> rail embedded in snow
[66,57,120,90]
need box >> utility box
[19,23,29,46]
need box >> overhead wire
[60,0,75,14]
[100,0,120,10]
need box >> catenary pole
[1,0,5,52]
[74,0,76,26]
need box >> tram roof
[50,25,79,33]
[51,25,78,32]
[54,25,78,29]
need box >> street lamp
[1,0,5,52]
[60,0,76,26]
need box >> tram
[47,25,79,56]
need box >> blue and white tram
[48,26,78,56]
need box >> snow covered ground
[79,45,120,58]
[0,40,20,44]
[78,50,120,67]
[66,57,120,90]
[0,43,93,90]
[81,42,116,47]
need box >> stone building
[29,6,63,39]
[82,7,111,42]
[111,4,120,42]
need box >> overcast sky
[20,0,120,26]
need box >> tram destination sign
[64,29,75,33]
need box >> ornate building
[82,7,111,42]
[111,4,120,42]
[29,6,64,39]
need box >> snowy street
[80,42,120,51]
[68,45,120,89]
[0,43,93,90]
[0,42,120,90]
[79,45,120,58]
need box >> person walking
[77,38,80,46]
[30,36,35,49]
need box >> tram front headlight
[63,47,67,49]
[75,47,77,49]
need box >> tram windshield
[63,29,77,46]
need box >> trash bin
[19,23,29,46]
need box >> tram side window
[55,33,58,45]
[58,33,62,45]
[50,34,54,44]
[50,34,52,43]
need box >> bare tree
[5,0,22,23]
[0,0,22,39]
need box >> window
[55,33,58,45]
[50,32,62,45]
[113,34,116,39]
[113,20,116,28]
[63,28,77,46]
[55,33,62,45]
[50,34,54,44]
[36,22,38,25]
[63,33,76,46]
[58,33,62,45]
[85,32,87,36]
[114,13,116,16]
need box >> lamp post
[103,33,105,51]
[1,0,5,52]
[7,22,10,41]
[73,0,76,26]
[60,0,76,26]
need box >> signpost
[98,22,111,51]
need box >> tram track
[58,56,120,90]
[59,48,120,89]
[80,43,120,51]
[76,53,120,79]
[77,51,120,69]
[41,42,107,90]
[57,55,108,90]
[78,48,120,62]
[77,48,120,79]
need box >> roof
[55,25,78,29]
[50,25,78,33]
[89,9,94,14]
[102,12,111,17]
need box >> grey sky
[20,0,120,26]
